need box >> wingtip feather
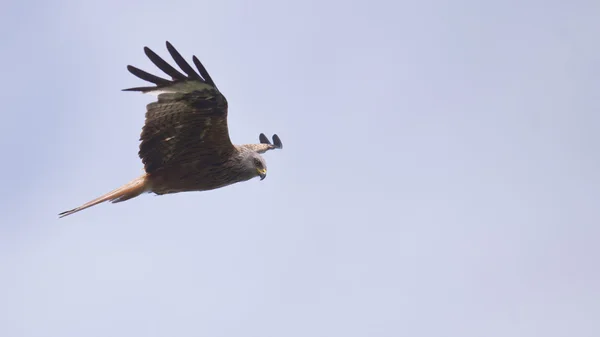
[272,134,283,149]
[192,55,217,88]
[166,41,202,80]
[144,45,187,80]
[259,133,270,144]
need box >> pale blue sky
[1,0,599,336]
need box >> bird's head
[240,150,268,181]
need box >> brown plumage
[59,41,282,218]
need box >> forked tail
[59,174,149,218]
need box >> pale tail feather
[59,175,148,218]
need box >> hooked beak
[257,168,267,180]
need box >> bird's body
[148,145,268,194]
[59,41,282,218]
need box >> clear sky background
[1,0,599,336]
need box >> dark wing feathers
[139,93,231,173]
[125,41,234,174]
[252,133,283,153]
[193,56,217,88]
[272,134,283,149]
[259,133,283,150]
[144,46,187,81]
[126,65,171,86]
[123,41,217,93]
[166,41,202,80]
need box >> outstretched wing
[124,41,236,174]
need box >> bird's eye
[254,158,262,167]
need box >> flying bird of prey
[59,41,282,217]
